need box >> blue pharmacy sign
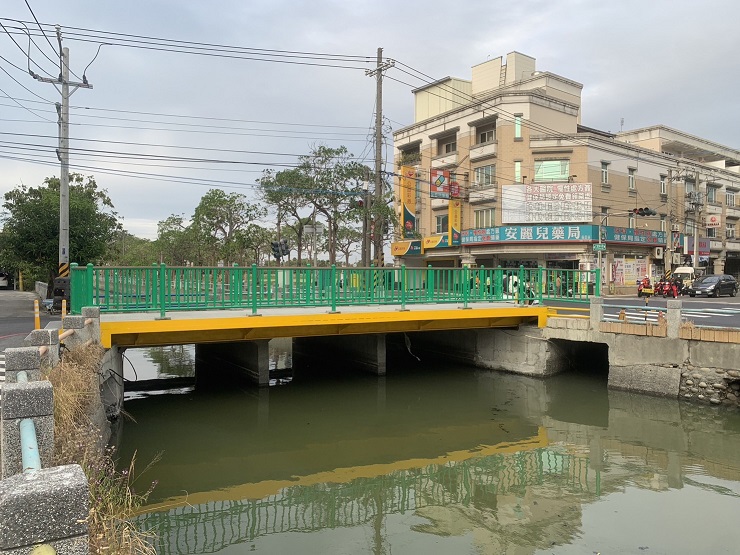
[462,224,595,245]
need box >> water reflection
[120,346,740,554]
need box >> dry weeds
[45,344,158,555]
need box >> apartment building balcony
[469,184,497,204]
[726,206,740,220]
[431,152,458,168]
[469,141,497,161]
[710,239,724,251]
[431,198,448,209]
[726,239,740,252]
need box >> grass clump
[46,344,158,555]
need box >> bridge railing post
[250,264,258,315]
[330,265,337,313]
[426,265,433,302]
[157,263,169,320]
[518,265,525,305]
[594,268,601,297]
[400,265,407,310]
[538,267,544,305]
[462,265,470,308]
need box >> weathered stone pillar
[60,306,101,349]
[3,347,42,383]
[666,299,682,339]
[590,296,603,331]
[0,464,89,554]
[0,380,54,478]
[25,329,60,369]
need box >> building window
[601,162,609,184]
[435,214,448,234]
[601,206,609,227]
[706,187,717,204]
[727,222,736,239]
[474,208,495,228]
[534,160,570,182]
[437,135,457,155]
[685,218,696,236]
[514,161,522,183]
[628,213,635,229]
[727,191,736,207]
[660,215,666,232]
[660,174,667,195]
[477,124,495,144]
[628,168,636,190]
[474,164,495,186]
[514,115,522,139]
[706,227,716,238]
[685,179,696,194]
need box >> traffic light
[270,241,281,259]
[279,238,290,256]
[633,207,657,216]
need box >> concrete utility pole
[33,27,92,277]
[366,48,394,267]
[693,171,701,271]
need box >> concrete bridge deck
[99,301,552,349]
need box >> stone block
[81,306,100,319]
[24,330,60,347]
[4,348,40,372]
[1,415,54,477]
[61,315,85,330]
[0,382,54,420]
[0,465,89,550]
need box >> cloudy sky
[1,0,739,240]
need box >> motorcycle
[637,278,654,297]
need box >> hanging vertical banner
[400,165,416,238]
[449,198,462,245]
[430,168,450,199]
[449,173,460,198]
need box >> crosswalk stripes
[0,351,5,404]
[603,306,740,324]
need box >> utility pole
[693,171,701,271]
[361,168,370,266]
[366,48,394,267]
[33,27,93,278]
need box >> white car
[0,272,11,289]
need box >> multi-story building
[392,52,740,294]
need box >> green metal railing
[70,263,600,315]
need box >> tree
[191,189,267,264]
[334,225,362,265]
[258,168,313,264]
[2,174,118,289]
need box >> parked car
[0,271,12,290]
[686,274,738,298]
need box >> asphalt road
[0,290,60,350]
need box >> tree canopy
[2,173,118,281]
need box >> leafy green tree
[192,189,267,264]
[2,174,118,287]
[104,231,159,266]
[258,168,313,264]
[333,225,362,266]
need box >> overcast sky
[1,0,739,240]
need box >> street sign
[593,243,606,252]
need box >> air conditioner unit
[652,246,664,259]
[672,253,683,265]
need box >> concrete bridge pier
[409,326,562,376]
[195,340,270,388]
[292,334,387,376]
[101,345,125,419]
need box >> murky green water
[118,343,740,554]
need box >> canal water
[117,341,740,554]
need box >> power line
[0,87,52,122]
[0,62,54,104]
[23,1,59,56]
